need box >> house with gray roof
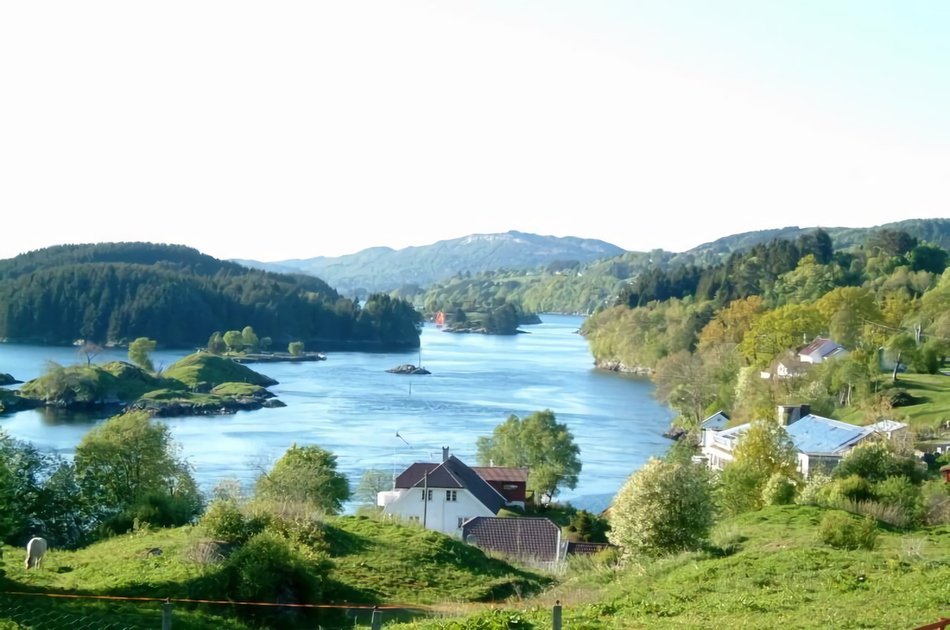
[798,337,847,364]
[699,405,883,477]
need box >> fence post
[371,605,382,630]
[161,598,173,630]
[553,600,562,630]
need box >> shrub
[920,479,950,526]
[818,511,878,550]
[761,473,798,506]
[829,475,876,503]
[796,471,831,506]
[874,476,924,526]
[224,531,329,604]
[201,499,249,545]
[834,441,923,484]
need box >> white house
[377,450,508,536]
[798,337,847,364]
[699,406,886,478]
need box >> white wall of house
[700,430,737,471]
[381,487,496,536]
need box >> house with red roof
[378,448,517,536]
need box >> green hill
[1,498,947,629]
[0,515,548,629]
[390,505,950,629]
[0,242,422,349]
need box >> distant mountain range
[234,230,625,295]
[235,219,950,296]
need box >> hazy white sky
[1,1,947,262]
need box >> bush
[761,473,798,506]
[796,472,831,506]
[201,499,249,545]
[874,476,924,526]
[224,531,329,604]
[829,475,876,503]
[920,480,950,526]
[818,511,878,550]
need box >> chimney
[777,404,810,426]
[442,446,450,462]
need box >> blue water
[0,314,673,513]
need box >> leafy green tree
[223,330,244,353]
[288,341,304,356]
[354,468,392,507]
[833,441,923,484]
[739,303,824,367]
[254,444,350,515]
[73,412,202,532]
[885,333,918,382]
[241,326,259,353]
[476,410,581,505]
[128,337,157,371]
[207,331,227,354]
[718,419,799,515]
[608,457,713,558]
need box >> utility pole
[422,470,428,529]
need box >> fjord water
[0,314,673,512]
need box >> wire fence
[0,591,440,629]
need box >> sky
[1,1,947,263]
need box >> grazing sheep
[25,537,47,569]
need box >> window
[457,517,466,528]
[408,516,420,523]
[502,483,518,490]
[420,489,432,501]
[446,490,457,502]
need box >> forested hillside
[410,219,950,317]
[0,243,422,349]
[581,226,949,430]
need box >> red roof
[471,466,529,483]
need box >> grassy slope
[390,505,950,629]
[0,516,547,628]
[837,373,950,431]
[162,353,278,388]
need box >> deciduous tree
[476,410,581,505]
[128,337,157,371]
[608,457,713,558]
[74,412,201,531]
[254,444,350,515]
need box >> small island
[230,351,327,364]
[10,352,285,418]
[433,304,541,335]
[386,364,431,375]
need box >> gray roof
[784,414,875,455]
[395,456,507,514]
[700,411,730,431]
[462,517,562,562]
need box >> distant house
[700,411,730,431]
[798,337,847,364]
[470,466,529,508]
[699,405,886,477]
[865,419,908,441]
[462,516,566,566]
[760,352,809,380]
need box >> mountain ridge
[234,219,950,297]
